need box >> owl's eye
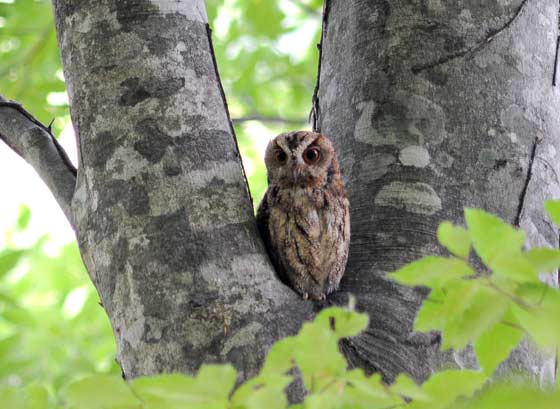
[303,147,321,164]
[275,150,287,163]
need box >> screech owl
[256,131,350,300]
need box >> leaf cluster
[392,203,560,373]
[0,206,118,404]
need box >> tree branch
[232,115,308,126]
[0,94,77,226]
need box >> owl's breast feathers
[257,184,350,300]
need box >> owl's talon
[302,292,309,300]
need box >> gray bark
[0,96,76,223]
[315,0,559,383]
[1,0,558,391]
[50,0,312,380]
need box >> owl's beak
[292,163,306,182]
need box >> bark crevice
[310,0,331,133]
[515,136,540,227]
[411,0,530,74]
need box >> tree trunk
[50,0,312,380]
[315,0,559,383]
[1,0,558,389]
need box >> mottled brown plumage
[256,131,350,300]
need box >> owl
[256,131,350,300]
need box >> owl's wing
[256,193,271,250]
[256,191,290,286]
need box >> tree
[0,0,557,392]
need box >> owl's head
[264,131,341,188]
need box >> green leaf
[132,374,199,409]
[437,222,471,258]
[390,374,428,401]
[465,209,525,252]
[524,248,560,274]
[260,336,297,375]
[17,205,32,230]
[512,285,560,348]
[390,256,474,288]
[195,364,237,400]
[0,249,25,276]
[474,318,524,375]
[342,370,394,400]
[0,334,21,360]
[415,288,447,332]
[490,253,538,282]
[231,374,291,407]
[293,323,346,392]
[314,307,369,339]
[463,383,560,409]
[0,386,25,409]
[544,200,560,226]
[65,375,139,409]
[465,209,534,281]
[25,383,49,409]
[409,370,487,409]
[441,286,509,350]
[234,386,288,409]
[132,370,232,409]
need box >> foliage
[0,0,322,204]
[0,0,67,132]
[0,206,118,405]
[3,202,560,407]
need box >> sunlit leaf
[544,200,560,226]
[231,373,291,406]
[462,383,560,409]
[260,336,297,375]
[437,222,471,258]
[512,284,560,348]
[390,374,428,402]
[0,386,25,408]
[442,286,509,351]
[234,385,288,409]
[474,318,524,375]
[25,383,49,409]
[132,371,231,409]
[0,249,25,276]
[408,370,487,409]
[16,204,32,230]
[196,364,237,400]
[65,375,139,409]
[415,287,447,332]
[293,323,346,392]
[525,248,560,274]
[465,209,534,281]
[314,307,369,339]
[390,256,474,288]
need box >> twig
[486,278,535,311]
[232,115,308,126]
[0,100,76,176]
[0,96,77,225]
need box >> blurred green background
[0,0,321,403]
